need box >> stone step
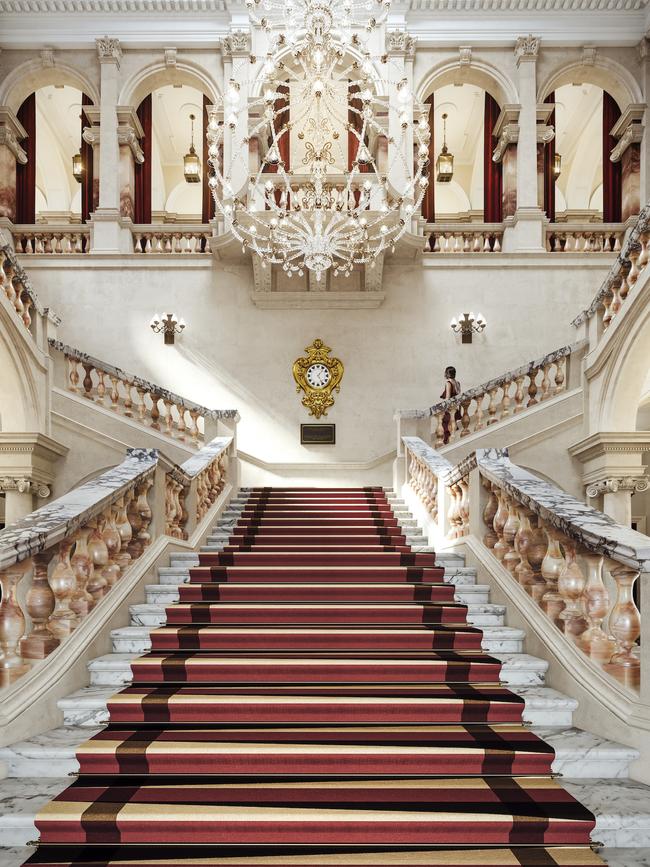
[0,723,637,782]
[127,600,507,628]
[56,683,577,729]
[0,778,69,846]
[110,622,527,655]
[85,649,547,688]
[143,582,491,606]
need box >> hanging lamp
[183,113,201,183]
[436,112,454,183]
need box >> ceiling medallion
[207,0,430,283]
[292,338,344,418]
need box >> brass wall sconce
[150,312,186,345]
[72,151,84,183]
[552,152,562,179]
[450,311,486,344]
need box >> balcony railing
[132,225,213,254]
[424,223,504,254]
[13,226,90,254]
[546,224,624,253]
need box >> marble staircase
[1,490,650,866]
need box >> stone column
[222,30,251,201]
[536,103,555,212]
[91,37,122,253]
[385,30,416,202]
[492,106,520,220]
[81,113,101,214]
[0,108,27,224]
[610,105,644,223]
[1,479,47,526]
[505,35,546,252]
[638,38,650,208]
[117,107,144,223]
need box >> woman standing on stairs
[441,365,461,444]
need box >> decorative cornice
[569,431,650,462]
[514,34,540,65]
[0,0,642,9]
[385,29,417,56]
[586,476,649,498]
[96,36,122,67]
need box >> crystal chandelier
[207,0,430,281]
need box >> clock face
[306,362,331,389]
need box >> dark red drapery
[134,94,152,224]
[422,93,435,222]
[81,93,94,224]
[483,92,502,223]
[543,91,555,222]
[276,83,290,169]
[202,94,215,223]
[16,92,36,224]
[603,90,622,223]
[347,84,371,173]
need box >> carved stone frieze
[96,37,122,66]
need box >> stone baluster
[165,476,186,539]
[70,527,96,618]
[459,400,471,437]
[481,477,498,548]
[513,506,536,591]
[96,370,107,405]
[492,487,509,562]
[177,408,187,442]
[554,357,566,394]
[135,387,147,425]
[48,538,78,639]
[150,394,161,430]
[608,564,641,669]
[539,362,552,401]
[67,356,80,393]
[434,413,445,448]
[86,518,109,602]
[20,550,59,660]
[114,494,134,573]
[486,388,499,426]
[447,483,463,539]
[458,478,470,536]
[82,363,95,400]
[500,381,512,420]
[109,375,120,412]
[580,553,615,663]
[526,516,550,603]
[188,409,201,446]
[540,528,566,625]
[619,268,630,301]
[473,397,485,432]
[134,478,154,555]
[502,499,521,575]
[557,539,588,639]
[0,559,31,677]
[101,507,123,590]
[123,380,134,417]
[627,242,641,289]
[527,368,539,406]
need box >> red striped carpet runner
[28,487,604,866]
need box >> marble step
[143,582,492,606]
[127,601,507,628]
[110,623,528,655]
[155,564,479,587]
[55,682,576,729]
[5,773,650,849]
[85,650,548,688]
[0,722,637,782]
[168,543,462,565]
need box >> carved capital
[537,124,555,145]
[0,126,27,164]
[610,122,644,163]
[118,126,145,163]
[222,30,251,55]
[96,37,122,67]
[385,30,416,56]
[515,34,540,65]
[0,477,50,498]
[492,123,519,163]
[586,476,649,498]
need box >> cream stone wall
[24,255,611,484]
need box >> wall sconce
[436,112,454,183]
[150,312,186,345]
[450,311,486,344]
[72,151,84,184]
[552,152,562,179]
[183,113,201,183]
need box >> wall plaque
[301,424,336,445]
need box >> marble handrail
[572,203,650,330]
[49,338,239,447]
[0,437,234,685]
[396,343,578,448]
[424,223,504,253]
[403,436,648,691]
[1,244,60,334]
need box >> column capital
[514,34,540,66]
[96,36,122,67]
[491,105,520,163]
[222,30,251,56]
[570,431,650,494]
[385,29,416,57]
[586,476,649,498]
[609,104,646,162]
[0,107,28,164]
[0,477,50,498]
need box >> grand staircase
[2,488,650,865]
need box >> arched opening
[634,383,650,537]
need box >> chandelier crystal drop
[208,0,430,281]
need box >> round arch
[416,59,518,109]
[538,58,643,111]
[0,59,99,113]
[119,60,220,108]
[0,313,42,433]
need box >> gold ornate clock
[292,339,344,419]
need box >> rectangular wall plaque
[301,424,336,445]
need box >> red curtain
[543,91,556,222]
[134,94,152,224]
[348,84,371,173]
[483,92,502,223]
[81,93,94,224]
[422,93,435,222]
[202,94,215,223]
[16,92,36,224]
[603,90,622,223]
[276,83,290,169]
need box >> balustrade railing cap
[476,449,650,571]
[162,436,233,485]
[49,339,239,420]
[0,449,158,572]
[403,436,454,480]
[572,203,650,327]
[395,343,576,419]
[2,244,60,323]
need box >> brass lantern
[72,151,84,184]
[436,112,454,183]
[552,152,562,179]
[183,113,201,183]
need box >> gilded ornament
[293,338,344,419]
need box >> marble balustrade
[573,202,650,332]
[404,436,649,694]
[424,223,504,253]
[49,339,238,448]
[132,225,213,254]
[0,436,233,687]
[12,226,90,255]
[397,343,576,448]
[1,244,59,336]
[545,225,623,254]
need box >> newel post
[394,416,428,492]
